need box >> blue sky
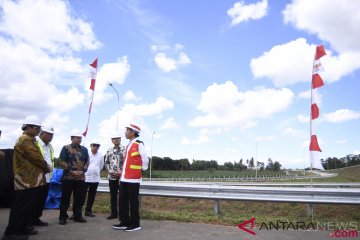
[0,0,359,169]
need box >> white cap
[126,123,141,133]
[42,126,54,134]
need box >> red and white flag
[309,46,326,170]
[83,57,98,137]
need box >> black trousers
[109,179,119,216]
[32,183,50,222]
[59,180,86,220]
[84,182,99,213]
[118,181,140,227]
[4,187,38,235]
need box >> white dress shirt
[37,138,52,183]
[85,151,104,183]
[120,138,149,183]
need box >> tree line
[151,156,282,172]
[321,154,360,170]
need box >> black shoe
[107,215,117,220]
[59,219,67,225]
[85,211,96,217]
[2,233,29,240]
[22,228,37,236]
[124,225,141,232]
[74,217,87,223]
[33,219,48,226]
[112,223,128,230]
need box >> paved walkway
[0,209,347,240]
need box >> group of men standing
[2,121,148,240]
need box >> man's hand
[110,171,121,178]
[0,151,5,161]
[47,165,53,173]
[72,171,83,176]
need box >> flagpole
[309,51,316,187]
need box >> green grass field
[93,165,360,227]
[148,170,286,178]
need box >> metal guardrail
[97,180,360,217]
[157,182,360,188]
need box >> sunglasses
[92,144,100,147]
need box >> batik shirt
[104,146,124,180]
[13,133,49,190]
[58,144,89,181]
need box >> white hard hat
[70,131,83,138]
[42,126,54,134]
[126,123,141,133]
[23,116,42,127]
[90,139,101,145]
[111,132,121,139]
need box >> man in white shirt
[84,140,104,217]
[34,126,54,227]
[113,124,148,232]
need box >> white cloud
[189,81,294,128]
[250,38,360,87]
[323,109,360,123]
[152,44,191,72]
[178,52,191,65]
[135,97,174,116]
[98,97,174,142]
[94,57,131,105]
[227,0,268,26]
[337,139,347,144]
[250,38,314,87]
[181,135,209,145]
[123,90,141,102]
[283,0,360,53]
[297,114,309,123]
[282,127,304,137]
[298,90,311,99]
[0,0,101,53]
[0,0,101,148]
[154,53,177,72]
[154,52,191,72]
[49,87,85,113]
[354,150,360,155]
[160,118,178,130]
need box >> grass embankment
[94,165,360,226]
[285,165,360,183]
[93,194,360,226]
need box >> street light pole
[150,131,155,181]
[303,146,306,176]
[109,83,119,132]
[255,138,263,180]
